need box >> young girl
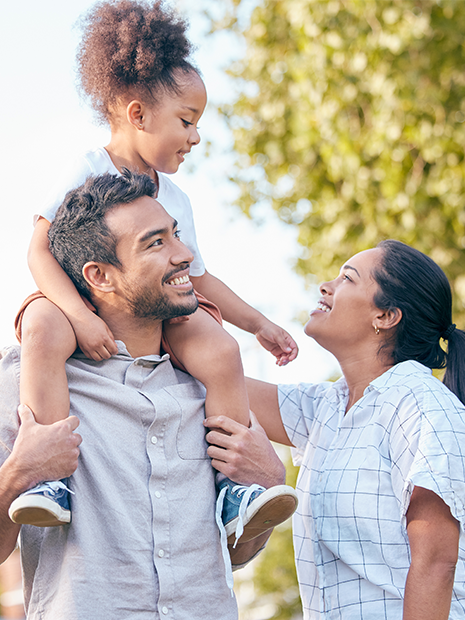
[9,0,298,549]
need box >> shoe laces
[215,485,234,595]
[230,484,265,545]
[215,482,266,596]
[25,480,74,496]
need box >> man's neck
[98,305,163,359]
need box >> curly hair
[76,0,197,124]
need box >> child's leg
[164,309,298,550]
[9,298,77,527]
[164,309,250,426]
[20,298,77,425]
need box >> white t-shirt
[279,360,465,619]
[39,147,205,277]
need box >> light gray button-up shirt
[0,343,237,620]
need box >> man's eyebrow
[342,264,361,277]
[138,219,178,244]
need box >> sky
[0,0,338,386]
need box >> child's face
[138,72,207,175]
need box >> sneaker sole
[225,485,298,545]
[9,496,71,527]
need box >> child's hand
[71,311,118,361]
[254,320,299,366]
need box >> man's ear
[127,99,145,130]
[374,307,402,333]
[82,262,116,293]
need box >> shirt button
[155,491,161,499]
[158,549,165,558]
[151,436,158,445]
[162,607,169,615]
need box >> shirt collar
[115,340,170,365]
[365,359,432,394]
[73,340,170,366]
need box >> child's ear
[127,100,145,131]
[82,262,116,293]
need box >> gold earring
[374,325,380,335]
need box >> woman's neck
[338,347,394,413]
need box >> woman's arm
[403,485,460,620]
[245,377,292,445]
[28,218,117,360]
[191,271,298,364]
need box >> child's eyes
[174,230,181,239]
[182,119,192,127]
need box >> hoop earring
[374,325,380,335]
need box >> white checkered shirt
[279,360,465,619]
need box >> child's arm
[191,271,298,366]
[28,218,118,360]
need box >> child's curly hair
[76,0,197,124]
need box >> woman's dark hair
[373,239,465,405]
[76,0,198,123]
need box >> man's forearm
[0,457,24,563]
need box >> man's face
[105,196,198,321]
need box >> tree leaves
[213,0,465,319]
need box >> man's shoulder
[0,345,21,460]
[170,366,207,398]
[0,345,21,379]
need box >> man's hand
[0,405,81,564]
[10,404,81,492]
[204,412,286,488]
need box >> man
[0,170,284,619]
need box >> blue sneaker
[8,480,72,527]
[216,478,298,548]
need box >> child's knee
[21,300,75,358]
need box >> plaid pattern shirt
[279,360,465,619]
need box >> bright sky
[0,0,338,385]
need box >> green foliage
[235,449,302,620]
[211,0,465,320]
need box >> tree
[233,449,302,620]
[209,0,465,319]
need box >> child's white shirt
[38,147,206,277]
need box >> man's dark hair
[48,168,156,298]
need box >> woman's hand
[254,320,299,366]
[70,309,118,361]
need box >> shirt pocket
[164,382,209,461]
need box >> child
[9,0,299,550]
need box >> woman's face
[305,248,383,356]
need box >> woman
[205,240,465,619]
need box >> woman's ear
[82,262,116,293]
[374,307,402,333]
[127,99,145,130]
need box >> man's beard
[123,282,199,321]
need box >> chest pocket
[165,381,209,461]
